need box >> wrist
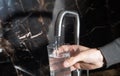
[96,48,106,67]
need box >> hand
[58,45,104,71]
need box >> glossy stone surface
[0,0,120,76]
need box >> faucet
[55,10,80,45]
[54,10,82,76]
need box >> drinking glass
[47,43,71,76]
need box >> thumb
[63,54,84,68]
[63,57,75,68]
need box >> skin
[57,45,104,71]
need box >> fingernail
[63,61,69,67]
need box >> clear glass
[47,43,71,76]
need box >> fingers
[58,45,73,53]
[79,45,90,51]
[70,63,95,71]
[70,62,91,71]
[63,53,85,68]
[70,62,100,71]
[70,63,80,71]
[58,45,90,54]
[80,62,102,70]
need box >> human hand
[58,45,104,71]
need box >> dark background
[0,0,120,76]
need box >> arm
[99,38,120,67]
[58,38,120,70]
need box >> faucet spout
[55,10,80,45]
